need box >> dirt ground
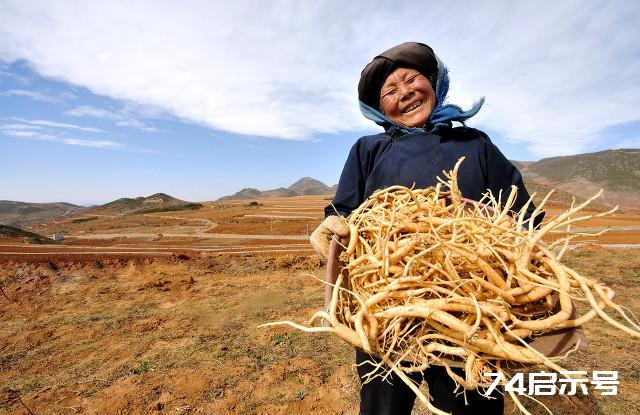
[25,197,327,239]
[1,253,362,415]
[1,247,639,415]
[2,195,640,414]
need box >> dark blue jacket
[325,125,543,227]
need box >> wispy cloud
[1,88,61,103]
[66,105,119,119]
[29,119,103,133]
[9,117,105,133]
[0,88,76,103]
[0,68,31,85]
[1,1,639,156]
[2,129,51,138]
[0,123,43,130]
[115,118,161,132]
[66,104,162,132]
[0,116,128,149]
[59,138,121,148]
[2,127,121,148]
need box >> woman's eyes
[382,89,397,98]
[382,74,419,99]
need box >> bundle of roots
[260,158,640,414]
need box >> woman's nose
[398,83,413,100]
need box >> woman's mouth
[403,100,423,114]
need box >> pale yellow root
[260,158,638,415]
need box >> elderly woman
[311,42,542,415]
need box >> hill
[0,224,57,244]
[218,149,639,209]
[0,201,85,228]
[521,180,607,210]
[93,193,203,215]
[219,178,335,200]
[519,149,640,210]
[4,150,636,215]
[288,177,332,195]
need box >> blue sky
[1,1,639,205]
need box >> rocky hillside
[0,201,85,227]
[93,193,202,215]
[519,149,640,210]
[0,224,57,244]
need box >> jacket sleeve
[482,133,545,229]
[324,139,367,218]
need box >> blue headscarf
[359,48,484,134]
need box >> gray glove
[310,215,349,258]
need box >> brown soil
[25,197,329,239]
[0,253,360,415]
[2,195,640,414]
[1,247,639,414]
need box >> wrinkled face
[379,67,436,128]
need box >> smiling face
[379,67,436,128]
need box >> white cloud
[66,105,119,119]
[0,68,31,85]
[66,104,162,132]
[2,129,49,138]
[0,123,43,130]
[1,126,121,148]
[1,88,61,103]
[59,138,121,148]
[14,118,105,133]
[115,118,161,132]
[1,119,123,149]
[1,1,639,155]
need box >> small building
[52,233,65,241]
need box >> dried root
[260,157,639,413]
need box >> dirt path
[567,225,640,232]
[242,214,319,219]
[68,232,309,240]
[0,241,315,257]
[0,248,315,256]
[141,213,218,233]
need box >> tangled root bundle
[260,158,640,414]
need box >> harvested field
[2,195,640,414]
[1,247,639,414]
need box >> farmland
[2,195,640,414]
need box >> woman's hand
[310,216,350,258]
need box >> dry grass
[1,249,639,413]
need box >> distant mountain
[219,177,336,200]
[219,149,640,209]
[511,160,533,171]
[0,224,57,244]
[227,188,261,198]
[220,187,298,199]
[260,187,298,198]
[518,149,640,210]
[92,193,202,215]
[0,201,85,227]
[288,177,332,195]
